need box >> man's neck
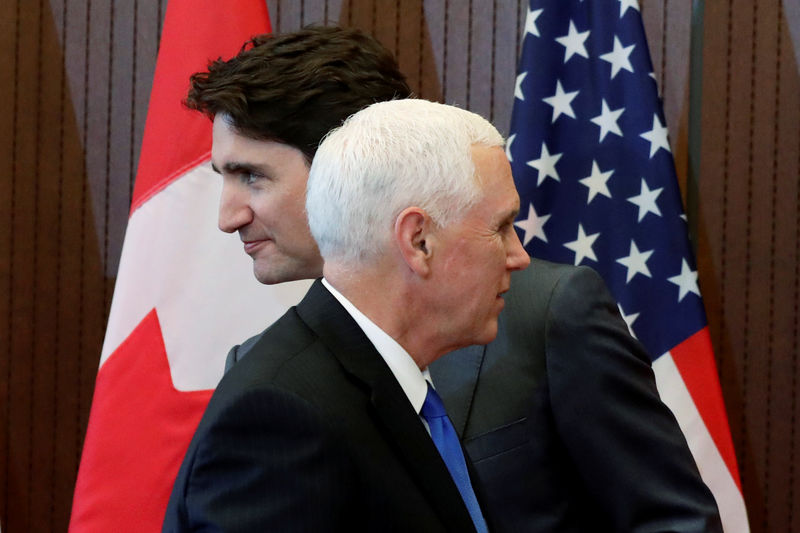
[323,264,441,369]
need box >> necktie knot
[421,383,447,419]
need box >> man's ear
[394,206,433,277]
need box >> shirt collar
[322,278,430,414]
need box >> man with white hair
[163,99,530,532]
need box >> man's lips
[242,239,269,254]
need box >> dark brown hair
[186,26,412,161]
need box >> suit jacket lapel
[296,280,477,533]
[429,345,485,438]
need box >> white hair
[306,99,504,265]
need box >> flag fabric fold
[507,1,748,531]
[70,2,309,531]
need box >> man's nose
[507,229,531,271]
[218,181,253,233]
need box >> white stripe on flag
[653,353,750,533]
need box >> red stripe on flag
[670,327,742,491]
[70,310,213,532]
[130,0,271,214]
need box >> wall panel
[7,1,44,530]
[699,0,800,531]
[29,5,63,532]
[1,1,798,531]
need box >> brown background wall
[0,0,797,531]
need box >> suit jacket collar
[429,345,485,438]
[295,280,479,533]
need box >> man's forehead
[212,119,309,170]
[212,115,258,151]
[472,146,514,187]
[472,147,520,223]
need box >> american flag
[508,1,748,531]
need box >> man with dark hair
[171,26,722,532]
[184,26,411,285]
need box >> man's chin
[252,261,320,285]
[253,267,291,286]
[471,319,499,347]
[477,332,498,347]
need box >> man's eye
[242,173,260,185]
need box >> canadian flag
[68,2,309,531]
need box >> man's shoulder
[220,307,317,384]
[506,259,605,307]
[224,281,329,371]
[497,259,618,347]
[510,258,597,287]
[229,328,269,362]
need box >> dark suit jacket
[430,259,723,532]
[163,280,480,532]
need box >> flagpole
[687,0,705,252]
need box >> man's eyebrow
[211,161,263,175]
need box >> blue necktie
[421,382,489,533]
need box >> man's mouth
[242,239,269,254]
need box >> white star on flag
[514,203,550,246]
[618,0,640,18]
[616,239,653,282]
[617,303,640,338]
[525,7,544,37]
[515,72,528,101]
[668,259,701,302]
[555,20,590,63]
[640,113,671,158]
[590,99,625,142]
[505,133,516,162]
[563,224,600,265]
[599,36,635,79]
[579,160,614,204]
[627,178,663,221]
[542,80,580,123]
[527,142,563,185]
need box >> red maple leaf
[70,309,213,532]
